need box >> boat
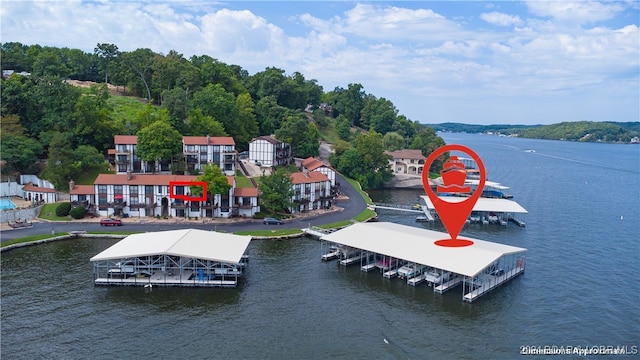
[397,263,428,279]
[424,270,451,285]
[415,215,430,222]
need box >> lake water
[2,133,639,359]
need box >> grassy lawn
[1,233,66,248]
[38,202,73,221]
[76,165,113,185]
[234,171,255,188]
[353,208,377,222]
[344,178,374,205]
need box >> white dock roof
[90,229,251,264]
[321,222,526,277]
[420,195,528,214]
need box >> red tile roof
[70,185,95,195]
[22,182,56,193]
[114,135,138,144]
[94,174,234,186]
[301,157,325,171]
[290,171,329,184]
[183,136,235,145]
[234,187,258,197]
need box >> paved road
[0,173,369,242]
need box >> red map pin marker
[421,144,486,247]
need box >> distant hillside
[424,123,538,134]
[514,121,639,143]
[425,121,639,143]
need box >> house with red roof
[290,170,332,213]
[300,157,337,187]
[89,172,259,218]
[113,135,236,176]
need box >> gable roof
[321,222,526,277]
[301,157,330,171]
[290,171,329,184]
[22,182,56,193]
[90,229,251,264]
[183,136,235,146]
[114,135,138,144]
[234,187,258,197]
[385,149,425,160]
[94,174,234,187]
[251,135,281,145]
[70,185,95,195]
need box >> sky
[1,1,638,125]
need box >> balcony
[130,202,157,209]
[115,149,130,155]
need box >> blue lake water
[1,133,639,359]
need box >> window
[145,185,154,195]
[187,145,195,152]
[98,185,107,193]
[200,145,207,153]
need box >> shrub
[55,202,72,217]
[69,206,86,219]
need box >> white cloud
[525,1,625,24]
[0,1,637,124]
[481,12,523,27]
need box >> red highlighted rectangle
[169,181,207,201]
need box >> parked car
[100,218,123,226]
[263,217,283,225]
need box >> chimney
[207,134,210,144]
[303,168,309,177]
[68,179,75,190]
[127,171,132,180]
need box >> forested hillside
[0,42,444,190]
[427,121,639,143]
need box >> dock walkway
[463,267,524,302]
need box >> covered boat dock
[420,195,528,226]
[90,229,251,288]
[320,222,526,302]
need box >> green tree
[258,167,294,214]
[184,109,227,137]
[383,132,406,151]
[330,83,365,126]
[44,132,80,189]
[136,121,183,172]
[233,93,259,150]
[162,87,191,132]
[192,163,232,217]
[330,130,392,190]
[361,96,397,134]
[73,145,107,170]
[275,115,314,157]
[120,48,155,101]
[94,43,119,84]
[0,134,43,174]
[191,83,235,134]
[72,85,117,153]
